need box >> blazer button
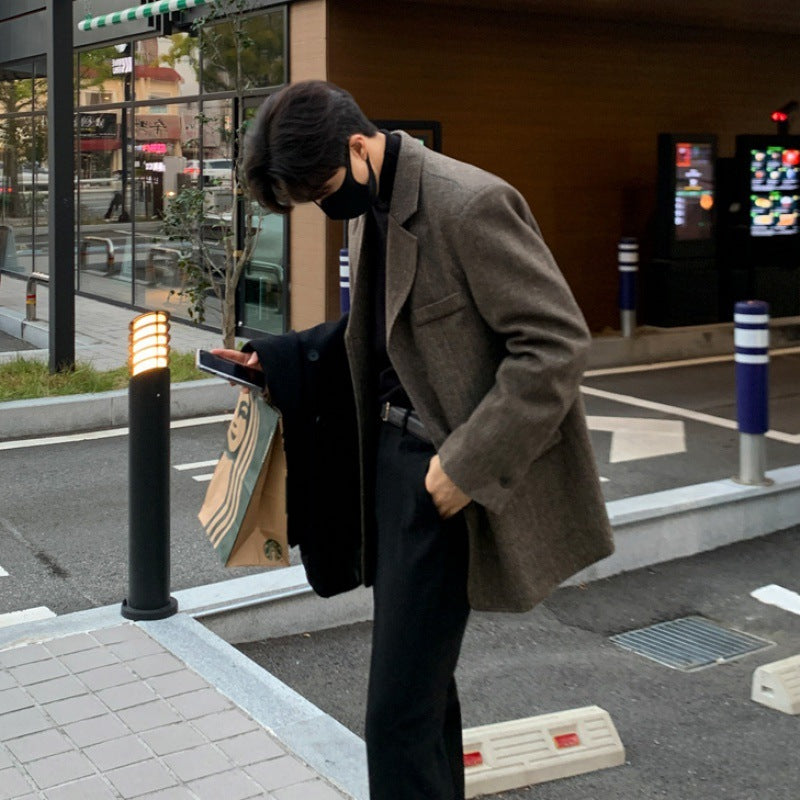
[307,349,320,362]
[499,475,511,488]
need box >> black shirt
[368,131,413,409]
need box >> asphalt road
[584,351,800,500]
[1,352,799,620]
[0,419,285,618]
[238,525,800,800]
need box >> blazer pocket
[412,292,467,325]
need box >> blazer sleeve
[436,182,590,514]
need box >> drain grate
[610,616,773,672]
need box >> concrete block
[162,744,233,782]
[25,750,94,790]
[752,654,800,715]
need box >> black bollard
[122,311,178,621]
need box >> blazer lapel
[385,132,424,344]
[344,215,369,345]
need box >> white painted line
[174,459,220,471]
[584,345,800,377]
[0,565,8,577]
[600,477,609,483]
[0,413,233,452]
[581,386,739,430]
[0,607,56,629]
[587,416,685,463]
[580,385,800,445]
[751,584,800,616]
[192,473,215,483]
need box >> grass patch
[0,350,206,402]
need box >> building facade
[2,1,800,340]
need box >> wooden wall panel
[327,1,800,330]
[288,0,329,328]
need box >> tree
[161,1,283,348]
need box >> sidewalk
[0,272,229,372]
[0,607,365,800]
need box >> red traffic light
[772,111,790,123]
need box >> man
[219,80,613,800]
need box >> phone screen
[196,350,266,390]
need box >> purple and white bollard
[339,248,350,314]
[618,238,638,338]
[734,300,771,485]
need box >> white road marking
[192,473,215,483]
[600,477,610,483]
[584,345,800,377]
[0,413,233,452]
[580,385,800,445]
[587,416,686,463]
[174,459,219,471]
[581,385,738,429]
[0,565,8,577]
[0,607,56,629]
[751,584,800,616]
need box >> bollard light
[122,310,178,621]
[129,310,170,375]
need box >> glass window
[135,33,200,104]
[76,107,133,306]
[0,64,47,276]
[78,44,129,107]
[241,206,285,335]
[201,9,286,94]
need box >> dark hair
[243,80,378,214]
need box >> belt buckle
[380,402,392,422]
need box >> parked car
[183,158,233,186]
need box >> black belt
[380,403,432,444]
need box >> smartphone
[196,349,267,391]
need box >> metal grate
[609,616,773,672]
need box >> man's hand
[210,348,263,393]
[424,455,471,519]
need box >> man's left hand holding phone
[200,348,266,395]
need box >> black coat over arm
[244,315,363,597]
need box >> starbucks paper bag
[198,391,289,568]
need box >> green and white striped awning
[78,0,214,31]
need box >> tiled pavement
[0,623,348,800]
[0,273,230,370]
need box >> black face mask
[318,153,377,220]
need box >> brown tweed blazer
[345,132,613,612]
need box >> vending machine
[731,135,800,317]
[647,133,719,326]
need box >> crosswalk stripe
[192,473,215,482]
[174,459,219,471]
[0,607,56,629]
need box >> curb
[588,317,800,369]
[0,378,240,440]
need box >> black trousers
[366,421,471,800]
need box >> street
[0,350,798,798]
[0,419,276,622]
[1,352,800,621]
[239,525,800,799]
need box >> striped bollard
[339,248,351,314]
[618,238,638,338]
[734,300,772,486]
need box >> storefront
[0,1,288,339]
[3,0,800,341]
